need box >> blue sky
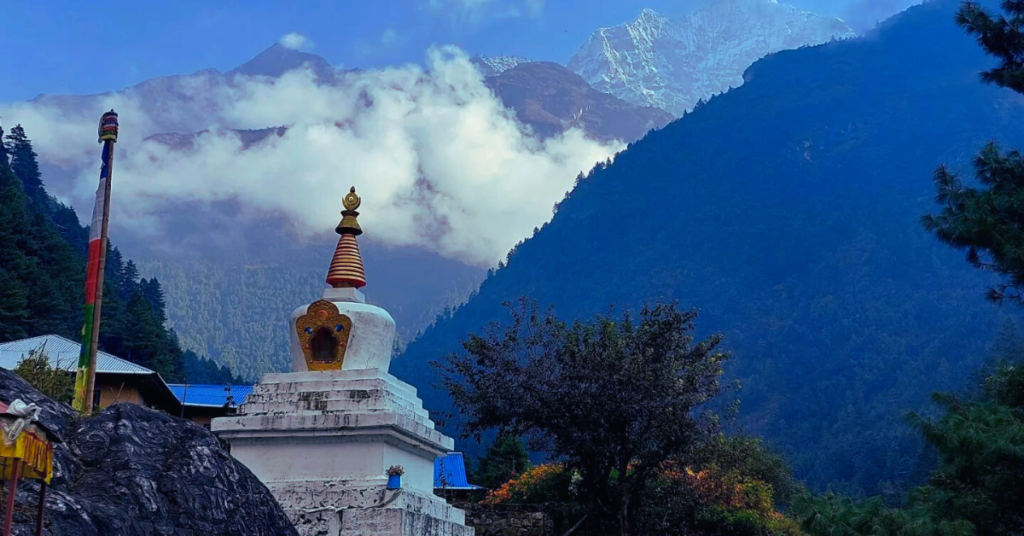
[0,0,912,102]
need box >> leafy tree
[4,124,43,203]
[697,435,797,509]
[436,299,728,536]
[473,432,532,489]
[633,435,801,536]
[13,343,74,404]
[482,463,575,506]
[478,436,802,536]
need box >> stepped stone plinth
[212,188,473,536]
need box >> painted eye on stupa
[335,324,345,332]
[305,327,314,334]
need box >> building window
[92,389,101,410]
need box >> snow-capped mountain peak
[471,55,531,77]
[567,0,856,116]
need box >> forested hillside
[0,124,236,384]
[135,242,484,379]
[396,0,1024,495]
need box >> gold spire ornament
[326,187,367,289]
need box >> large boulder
[0,368,298,536]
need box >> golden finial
[343,186,361,211]
[336,186,363,236]
[327,186,366,288]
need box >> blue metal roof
[0,335,154,375]
[167,384,254,408]
[434,453,485,490]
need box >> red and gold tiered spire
[326,187,367,289]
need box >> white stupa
[212,188,473,536]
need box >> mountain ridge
[230,43,337,82]
[567,0,857,115]
[395,0,1023,494]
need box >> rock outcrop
[0,368,298,536]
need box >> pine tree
[120,292,174,375]
[794,9,1024,534]
[0,267,30,341]
[0,161,80,340]
[0,122,235,386]
[4,125,44,203]
[957,1,1024,93]
[0,125,9,169]
[473,433,531,489]
[140,278,167,326]
[988,318,1024,362]
[50,202,88,258]
[0,166,33,341]
[182,349,239,384]
[922,1,1024,303]
[120,259,140,300]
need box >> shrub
[13,343,73,404]
[483,463,574,505]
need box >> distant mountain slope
[143,127,287,151]
[0,127,235,384]
[472,55,531,77]
[133,238,484,377]
[138,59,667,151]
[230,43,337,82]
[27,46,342,138]
[395,0,1024,494]
[26,44,623,381]
[568,0,856,115]
[484,62,674,141]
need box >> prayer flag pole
[73,110,119,414]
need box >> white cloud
[525,0,544,18]
[1,46,620,266]
[426,0,544,24]
[279,32,314,51]
[380,28,399,46]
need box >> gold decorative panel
[295,300,353,371]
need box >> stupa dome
[288,187,396,373]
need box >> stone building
[213,188,473,536]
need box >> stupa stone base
[287,489,473,536]
[213,369,474,536]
